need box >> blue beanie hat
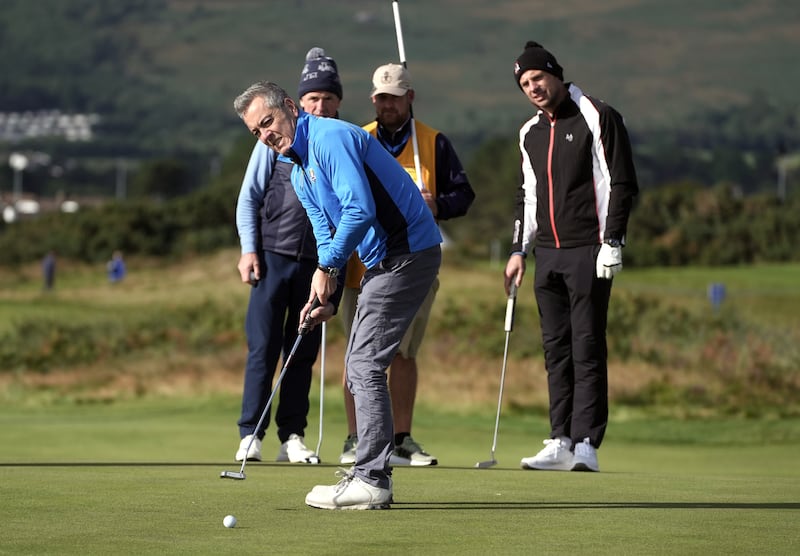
[298,47,343,100]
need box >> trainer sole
[305,501,391,510]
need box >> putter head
[475,459,498,469]
[306,455,321,465]
[220,470,246,480]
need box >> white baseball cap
[371,63,412,96]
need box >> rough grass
[2,249,799,419]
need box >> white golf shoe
[277,433,316,463]
[234,434,262,462]
[571,438,599,472]
[520,436,573,471]
[305,471,392,510]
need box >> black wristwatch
[317,264,339,278]
[604,238,621,248]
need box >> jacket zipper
[547,117,560,248]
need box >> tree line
[1,125,798,268]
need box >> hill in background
[1,0,798,162]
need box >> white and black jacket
[510,83,638,254]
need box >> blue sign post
[707,283,726,313]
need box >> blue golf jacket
[280,111,441,271]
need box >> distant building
[0,110,100,142]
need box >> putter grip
[298,297,323,336]
[504,283,517,332]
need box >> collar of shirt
[375,117,412,157]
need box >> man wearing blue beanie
[231,47,344,465]
[298,47,343,102]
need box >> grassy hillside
[1,0,798,158]
[1,248,798,418]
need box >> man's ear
[285,97,299,116]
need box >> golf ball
[223,515,237,528]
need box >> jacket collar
[281,110,310,166]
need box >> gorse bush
[0,299,245,373]
[1,272,797,417]
[608,291,800,417]
[429,289,800,417]
[2,135,800,268]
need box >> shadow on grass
[0,462,323,467]
[391,501,800,510]
[3,463,798,512]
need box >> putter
[220,297,322,480]
[475,282,517,468]
[311,320,327,464]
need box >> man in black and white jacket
[504,41,638,473]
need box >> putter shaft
[220,297,322,480]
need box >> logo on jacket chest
[565,133,574,143]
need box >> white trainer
[277,433,316,463]
[571,437,599,472]
[520,437,573,471]
[234,434,262,462]
[305,472,392,510]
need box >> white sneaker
[277,433,316,463]
[520,437,573,471]
[234,434,262,462]
[305,472,392,510]
[571,438,599,472]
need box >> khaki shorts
[339,277,439,360]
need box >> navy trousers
[237,250,321,443]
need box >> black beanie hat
[298,47,343,100]
[513,41,564,87]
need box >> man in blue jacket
[233,48,344,465]
[234,80,442,510]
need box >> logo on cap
[371,63,412,96]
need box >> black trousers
[533,245,612,448]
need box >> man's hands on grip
[298,268,338,331]
[596,243,622,279]
[298,297,335,332]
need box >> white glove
[596,243,622,279]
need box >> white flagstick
[392,0,424,191]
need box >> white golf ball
[223,515,237,528]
